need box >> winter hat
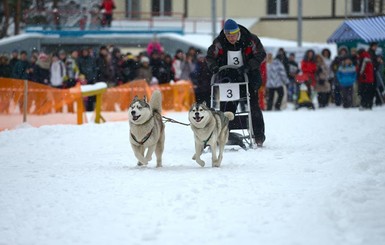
[38,53,48,60]
[141,56,149,63]
[224,19,240,35]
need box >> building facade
[120,0,385,42]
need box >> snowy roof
[327,16,385,43]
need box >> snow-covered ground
[1,105,385,245]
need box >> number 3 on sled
[219,83,240,101]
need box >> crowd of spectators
[264,44,385,111]
[0,41,212,110]
[1,41,384,112]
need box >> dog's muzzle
[193,113,203,122]
[131,111,141,121]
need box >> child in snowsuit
[336,57,357,108]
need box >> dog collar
[131,129,153,145]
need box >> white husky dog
[128,90,165,167]
[188,102,234,167]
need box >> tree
[0,0,34,39]
[14,0,21,35]
[0,0,10,38]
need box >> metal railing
[22,9,220,34]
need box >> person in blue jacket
[336,56,357,108]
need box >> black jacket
[206,25,266,88]
[206,25,266,73]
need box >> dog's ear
[190,102,197,111]
[133,95,139,101]
[202,101,207,106]
[143,95,147,102]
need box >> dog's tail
[224,111,234,121]
[150,90,162,114]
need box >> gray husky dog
[188,102,234,167]
[128,90,165,167]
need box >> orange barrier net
[0,78,82,115]
[0,78,195,131]
[102,80,195,112]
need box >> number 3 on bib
[227,51,243,67]
[219,84,240,101]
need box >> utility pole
[222,0,226,28]
[211,0,217,41]
[345,0,348,19]
[297,0,303,47]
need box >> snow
[0,17,380,244]
[80,82,107,93]
[1,106,385,245]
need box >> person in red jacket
[301,49,317,98]
[259,60,267,110]
[357,49,375,110]
[100,0,116,27]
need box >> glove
[211,65,219,74]
[238,65,250,75]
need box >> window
[152,0,172,17]
[126,0,140,19]
[267,0,289,16]
[352,0,375,14]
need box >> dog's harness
[130,111,164,145]
[203,131,214,148]
[131,129,153,145]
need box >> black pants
[374,86,384,105]
[317,92,330,108]
[333,82,342,106]
[220,82,265,142]
[103,14,113,27]
[359,83,375,109]
[340,86,353,108]
[267,86,284,111]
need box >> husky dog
[128,90,165,167]
[188,102,234,167]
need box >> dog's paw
[212,161,221,168]
[196,159,205,167]
[137,161,148,166]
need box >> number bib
[227,50,244,67]
[219,83,240,101]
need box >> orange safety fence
[0,78,82,115]
[0,78,195,131]
[101,79,195,112]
